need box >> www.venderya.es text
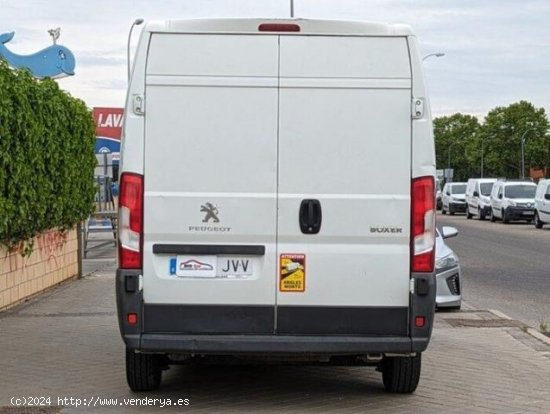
[11,396,190,408]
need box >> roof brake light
[258,23,301,32]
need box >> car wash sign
[93,107,123,161]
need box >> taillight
[258,23,301,32]
[119,172,144,269]
[411,176,435,272]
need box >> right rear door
[275,36,413,335]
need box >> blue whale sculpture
[0,32,75,78]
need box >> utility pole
[290,0,294,17]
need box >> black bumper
[138,334,429,354]
[449,202,467,213]
[505,207,535,220]
[116,269,435,355]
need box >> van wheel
[466,210,473,219]
[490,209,496,222]
[479,207,485,221]
[126,349,163,391]
[502,210,510,224]
[381,353,421,393]
[441,207,447,215]
[534,212,544,229]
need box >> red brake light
[411,176,435,273]
[415,316,426,328]
[258,23,301,32]
[118,173,144,269]
[127,313,138,325]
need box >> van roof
[468,178,497,182]
[498,180,536,186]
[144,18,414,36]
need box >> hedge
[0,59,96,250]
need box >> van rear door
[276,36,412,335]
[141,34,279,334]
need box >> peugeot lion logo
[201,202,220,223]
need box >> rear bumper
[135,334,429,354]
[116,269,435,356]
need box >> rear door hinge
[412,98,424,119]
[133,94,145,115]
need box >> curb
[526,328,550,346]
[488,309,550,346]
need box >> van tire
[534,212,544,229]
[490,209,496,222]
[126,349,163,391]
[466,209,473,219]
[479,207,485,220]
[381,353,421,393]
[502,210,510,224]
[441,207,446,215]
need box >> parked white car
[490,180,536,223]
[534,179,550,229]
[465,178,497,220]
[435,227,461,309]
[441,182,467,215]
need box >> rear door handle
[299,199,322,234]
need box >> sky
[1,0,549,118]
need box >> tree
[482,101,549,178]
[433,113,481,181]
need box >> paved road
[2,261,550,413]
[437,211,550,329]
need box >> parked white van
[465,178,497,220]
[534,179,550,228]
[117,18,436,394]
[441,182,467,215]
[490,180,536,223]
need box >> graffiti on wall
[1,230,68,274]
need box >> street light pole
[520,128,536,179]
[127,18,144,81]
[290,0,294,17]
[446,142,455,183]
[422,52,445,61]
[480,134,491,178]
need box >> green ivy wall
[0,59,96,249]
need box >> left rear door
[142,34,280,334]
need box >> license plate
[522,211,533,215]
[173,255,253,278]
[217,257,253,277]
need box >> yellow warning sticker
[280,254,306,292]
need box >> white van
[534,179,550,228]
[441,182,467,215]
[116,18,436,394]
[490,179,536,223]
[465,178,497,220]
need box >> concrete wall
[0,228,79,311]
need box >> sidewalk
[1,260,550,413]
